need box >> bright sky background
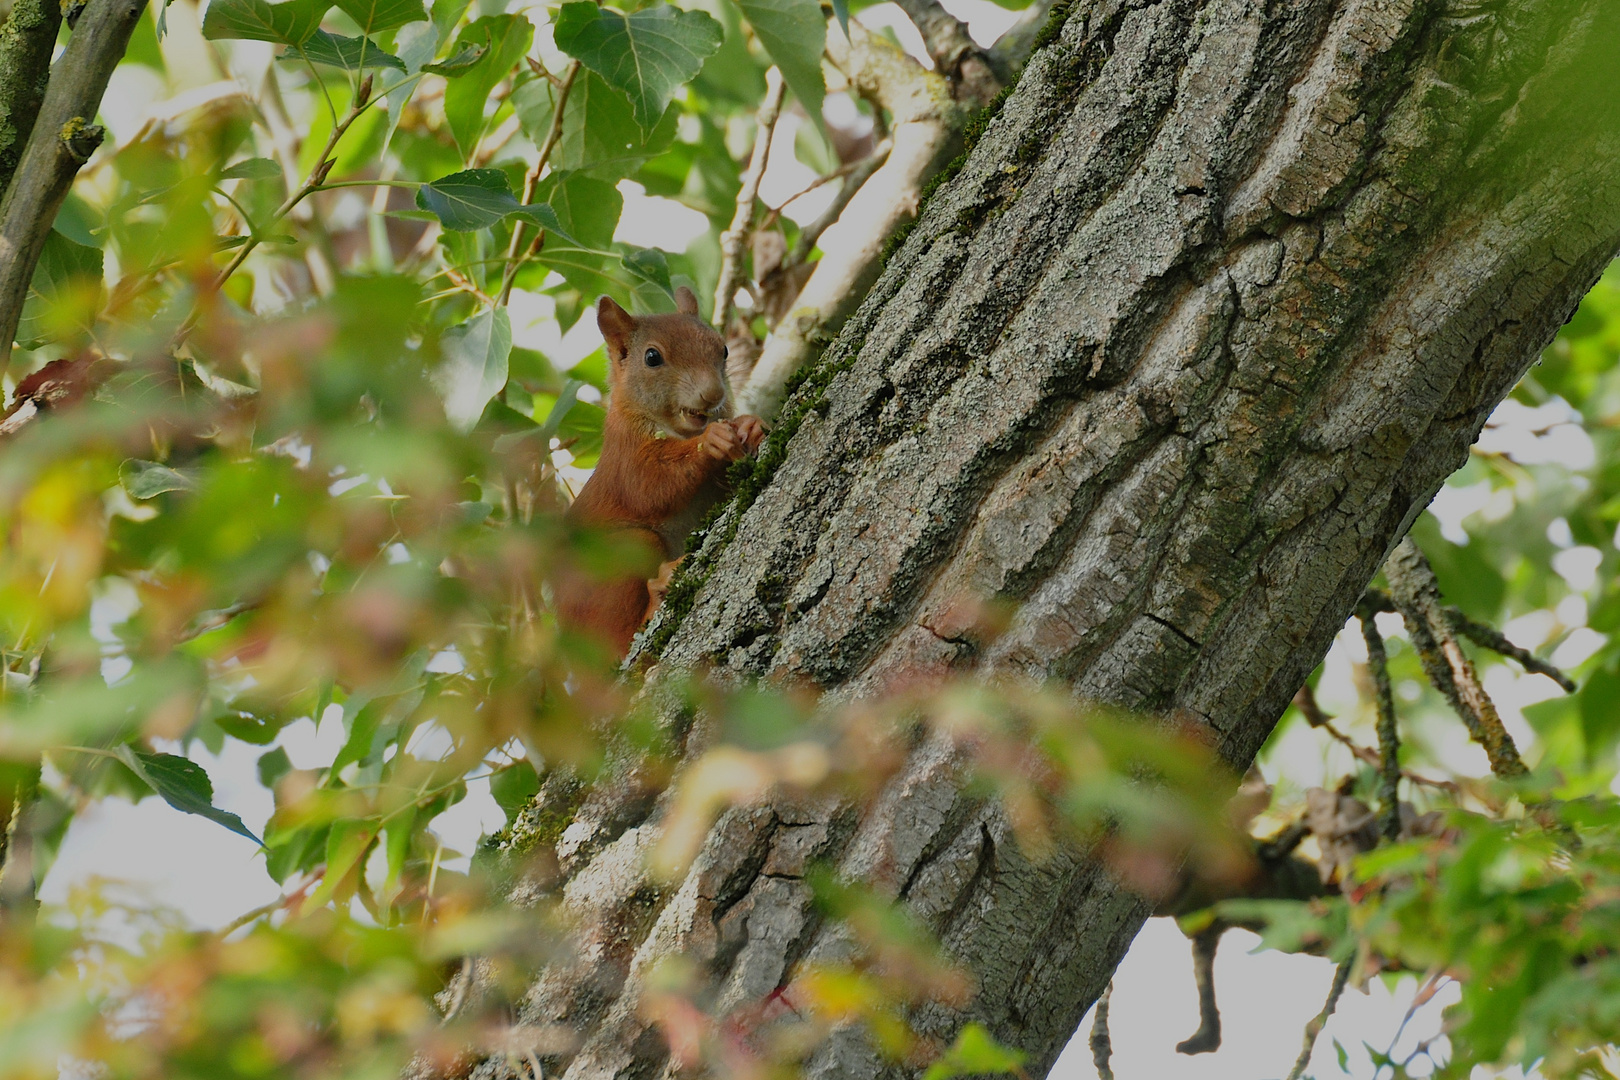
[39,0,1601,1076]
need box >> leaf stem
[496,59,579,307]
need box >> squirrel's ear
[597,296,634,359]
[674,285,701,317]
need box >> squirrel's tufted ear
[597,296,635,359]
[674,285,701,317]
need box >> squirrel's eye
[644,347,663,367]
[722,345,729,360]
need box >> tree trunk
[499,0,1620,1074]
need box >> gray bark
[498,0,1620,1075]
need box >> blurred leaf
[920,1023,1026,1080]
[1410,514,1506,619]
[734,0,824,120]
[442,14,534,156]
[552,1,722,130]
[333,0,426,34]
[219,156,283,181]
[201,0,330,44]
[257,746,293,787]
[16,230,102,349]
[415,168,572,236]
[113,746,262,845]
[489,761,540,820]
[435,308,512,431]
[829,0,847,34]
[421,41,486,74]
[121,459,196,499]
[289,30,408,71]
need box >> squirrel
[555,286,765,658]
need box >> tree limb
[891,0,999,108]
[0,0,63,203]
[735,21,967,418]
[1385,539,1528,779]
[0,0,148,370]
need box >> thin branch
[1176,927,1223,1054]
[1386,539,1528,778]
[1089,982,1114,1080]
[1293,686,1457,795]
[1286,960,1352,1080]
[497,59,579,307]
[1357,600,1403,842]
[712,67,786,329]
[211,74,377,292]
[787,139,892,265]
[0,0,150,369]
[1448,607,1576,692]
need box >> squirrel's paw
[733,414,766,454]
[703,420,745,461]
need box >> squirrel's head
[597,287,731,438]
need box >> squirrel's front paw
[702,420,744,461]
[733,414,766,454]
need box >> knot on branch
[57,116,102,161]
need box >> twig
[444,264,496,306]
[1357,599,1402,842]
[497,59,579,307]
[1386,539,1527,778]
[788,139,892,265]
[1448,608,1576,692]
[1286,960,1351,1080]
[712,67,786,329]
[211,74,377,292]
[1176,927,1224,1054]
[0,0,150,369]
[1089,982,1114,1080]
[1293,687,1457,794]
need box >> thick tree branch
[0,0,63,202]
[892,0,1000,108]
[0,0,147,369]
[735,22,968,418]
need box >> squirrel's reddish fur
[555,287,764,658]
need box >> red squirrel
[555,286,765,657]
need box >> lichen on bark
[0,0,63,202]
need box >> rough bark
[503,0,1620,1075]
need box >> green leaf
[256,746,293,788]
[552,2,722,131]
[829,0,847,34]
[332,0,425,35]
[920,1023,1027,1080]
[435,308,512,431]
[121,459,196,499]
[415,168,572,236]
[421,41,485,74]
[289,30,408,70]
[219,156,283,181]
[113,746,262,845]
[442,14,534,156]
[200,0,330,44]
[490,761,540,820]
[16,230,102,350]
[512,70,677,179]
[734,0,824,119]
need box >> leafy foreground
[1,0,1620,1074]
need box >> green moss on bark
[0,0,65,202]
